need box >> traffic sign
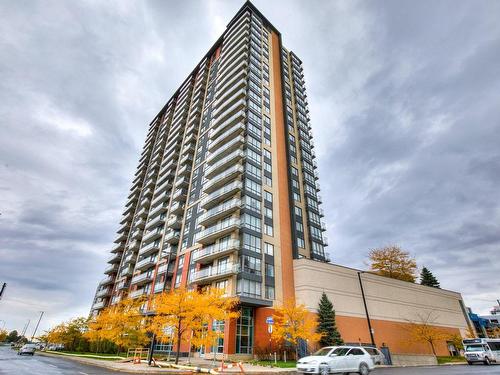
[266,316,274,324]
[267,324,273,333]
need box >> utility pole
[21,320,30,338]
[0,283,6,300]
[31,311,44,342]
[357,272,375,346]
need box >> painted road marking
[78,372,89,375]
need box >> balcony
[215,69,247,102]
[145,214,166,230]
[129,288,146,299]
[205,150,245,179]
[212,87,247,119]
[206,135,244,165]
[151,190,170,207]
[164,230,180,244]
[131,272,153,286]
[116,280,129,290]
[193,239,240,265]
[104,263,119,275]
[198,199,241,226]
[174,176,189,189]
[209,112,245,143]
[127,240,140,251]
[136,206,148,218]
[96,287,111,298]
[200,181,242,209]
[100,276,114,286]
[170,202,185,215]
[92,300,106,310]
[218,46,249,80]
[139,241,161,257]
[111,242,125,253]
[120,211,133,225]
[177,164,191,178]
[211,98,246,128]
[157,263,175,275]
[155,178,173,195]
[130,229,143,240]
[138,198,151,209]
[191,263,239,284]
[142,228,163,244]
[122,252,136,265]
[154,282,165,294]
[172,188,187,202]
[203,165,243,194]
[195,218,240,244]
[149,202,168,219]
[120,264,134,277]
[114,232,127,243]
[107,252,122,264]
[135,256,157,271]
[166,215,182,229]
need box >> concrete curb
[37,352,297,374]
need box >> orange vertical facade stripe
[271,31,295,303]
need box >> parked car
[18,344,37,356]
[297,346,375,375]
[362,346,385,365]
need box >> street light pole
[357,272,375,346]
[31,311,44,342]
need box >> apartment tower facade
[91,1,327,356]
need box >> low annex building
[292,259,471,356]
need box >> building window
[264,191,273,203]
[241,255,261,276]
[265,286,275,300]
[264,242,274,256]
[264,223,273,236]
[243,233,261,253]
[265,263,274,277]
[236,307,254,354]
[212,320,225,353]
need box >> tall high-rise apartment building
[91,1,327,356]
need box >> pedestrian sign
[266,316,274,324]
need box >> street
[0,345,122,375]
[1,345,499,375]
[373,364,500,375]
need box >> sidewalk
[38,351,296,374]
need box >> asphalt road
[0,345,122,375]
[1,346,499,375]
[373,364,500,374]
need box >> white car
[18,344,37,356]
[297,346,375,375]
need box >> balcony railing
[131,272,153,285]
[200,181,242,209]
[205,150,245,178]
[203,164,243,193]
[129,288,146,299]
[135,256,157,270]
[139,241,160,257]
[195,218,240,244]
[198,199,241,226]
[191,263,239,284]
[206,135,244,164]
[193,239,240,264]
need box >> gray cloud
[0,0,499,334]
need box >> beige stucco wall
[293,258,470,333]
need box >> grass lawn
[249,360,297,368]
[436,356,466,364]
[45,350,127,361]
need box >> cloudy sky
[1,0,499,334]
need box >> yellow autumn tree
[190,288,239,353]
[46,317,89,351]
[0,329,8,342]
[86,297,148,352]
[272,299,322,359]
[368,245,417,282]
[148,288,200,364]
[403,311,450,356]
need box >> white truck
[463,338,500,365]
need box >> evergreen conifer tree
[420,267,440,288]
[316,292,343,346]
